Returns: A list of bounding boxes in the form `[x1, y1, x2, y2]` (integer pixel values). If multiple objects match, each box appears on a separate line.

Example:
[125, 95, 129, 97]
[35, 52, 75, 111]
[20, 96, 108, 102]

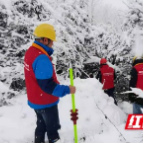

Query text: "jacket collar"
[34, 40, 54, 56]
[134, 63, 143, 67]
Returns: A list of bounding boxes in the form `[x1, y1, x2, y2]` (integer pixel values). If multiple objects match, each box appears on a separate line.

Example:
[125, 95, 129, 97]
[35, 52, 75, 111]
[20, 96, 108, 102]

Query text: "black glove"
[128, 93, 138, 103]
[128, 93, 143, 106]
[134, 97, 143, 106]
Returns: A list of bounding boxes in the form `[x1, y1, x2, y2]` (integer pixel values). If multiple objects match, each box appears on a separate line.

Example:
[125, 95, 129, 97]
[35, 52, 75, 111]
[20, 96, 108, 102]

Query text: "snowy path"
[0, 78, 142, 143]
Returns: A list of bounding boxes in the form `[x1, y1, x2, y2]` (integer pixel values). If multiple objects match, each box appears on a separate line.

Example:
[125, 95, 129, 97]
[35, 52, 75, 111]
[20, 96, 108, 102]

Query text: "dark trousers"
[34, 105, 61, 143]
[104, 88, 117, 105]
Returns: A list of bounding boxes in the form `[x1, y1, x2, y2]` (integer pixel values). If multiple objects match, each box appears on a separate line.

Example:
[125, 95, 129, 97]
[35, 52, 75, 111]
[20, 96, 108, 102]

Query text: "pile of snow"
[0, 78, 142, 143]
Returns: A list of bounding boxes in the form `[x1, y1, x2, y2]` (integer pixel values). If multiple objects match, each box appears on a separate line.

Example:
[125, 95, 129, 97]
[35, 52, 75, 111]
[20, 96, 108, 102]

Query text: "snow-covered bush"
[1, 0, 143, 103]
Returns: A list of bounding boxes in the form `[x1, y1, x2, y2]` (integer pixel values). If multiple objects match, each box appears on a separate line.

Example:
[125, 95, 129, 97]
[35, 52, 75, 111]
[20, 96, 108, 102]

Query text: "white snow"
[0, 81, 9, 93]
[132, 26, 143, 57]
[102, 0, 128, 10]
[0, 78, 142, 143]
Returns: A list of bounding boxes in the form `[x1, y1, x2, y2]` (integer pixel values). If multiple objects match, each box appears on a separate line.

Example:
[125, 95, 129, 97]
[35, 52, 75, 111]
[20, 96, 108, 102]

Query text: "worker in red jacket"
[96, 58, 117, 105]
[129, 56, 143, 113]
[24, 23, 76, 143]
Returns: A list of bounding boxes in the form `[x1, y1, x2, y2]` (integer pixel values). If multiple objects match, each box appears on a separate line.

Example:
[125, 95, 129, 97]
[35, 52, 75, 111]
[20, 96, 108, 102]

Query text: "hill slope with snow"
[0, 0, 136, 92]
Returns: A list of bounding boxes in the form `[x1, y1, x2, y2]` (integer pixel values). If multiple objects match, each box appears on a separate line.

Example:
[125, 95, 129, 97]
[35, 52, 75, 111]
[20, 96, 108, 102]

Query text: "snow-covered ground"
[0, 78, 142, 143]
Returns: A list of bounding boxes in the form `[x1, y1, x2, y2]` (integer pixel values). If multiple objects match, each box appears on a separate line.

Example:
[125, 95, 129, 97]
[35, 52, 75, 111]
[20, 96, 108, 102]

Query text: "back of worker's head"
[132, 56, 143, 66]
[100, 58, 107, 65]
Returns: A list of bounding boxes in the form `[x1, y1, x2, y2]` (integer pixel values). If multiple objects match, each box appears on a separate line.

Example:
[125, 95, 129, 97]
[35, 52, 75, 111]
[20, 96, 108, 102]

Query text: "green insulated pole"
[69, 68, 78, 143]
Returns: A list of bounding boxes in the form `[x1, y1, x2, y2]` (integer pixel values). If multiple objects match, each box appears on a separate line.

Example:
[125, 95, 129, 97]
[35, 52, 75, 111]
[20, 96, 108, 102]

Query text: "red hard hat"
[100, 58, 107, 65]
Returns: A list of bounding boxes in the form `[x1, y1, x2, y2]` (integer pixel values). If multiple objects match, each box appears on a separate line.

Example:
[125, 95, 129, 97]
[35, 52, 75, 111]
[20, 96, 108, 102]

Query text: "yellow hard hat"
[33, 23, 56, 41]
[133, 56, 137, 62]
[133, 56, 143, 62]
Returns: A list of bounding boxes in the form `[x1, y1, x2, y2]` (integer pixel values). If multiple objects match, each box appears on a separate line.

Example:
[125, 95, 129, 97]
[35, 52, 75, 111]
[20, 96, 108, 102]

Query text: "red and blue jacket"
[24, 41, 70, 109]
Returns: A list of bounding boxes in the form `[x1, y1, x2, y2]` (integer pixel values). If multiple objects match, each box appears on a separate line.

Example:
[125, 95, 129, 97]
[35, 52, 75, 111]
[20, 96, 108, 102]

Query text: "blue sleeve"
[32, 54, 53, 79]
[37, 79, 70, 97]
[33, 54, 70, 97]
[52, 84, 70, 97]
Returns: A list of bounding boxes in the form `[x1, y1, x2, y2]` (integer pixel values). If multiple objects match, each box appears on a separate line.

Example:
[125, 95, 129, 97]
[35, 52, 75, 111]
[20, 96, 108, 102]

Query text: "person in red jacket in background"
[128, 56, 143, 114]
[96, 58, 117, 105]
